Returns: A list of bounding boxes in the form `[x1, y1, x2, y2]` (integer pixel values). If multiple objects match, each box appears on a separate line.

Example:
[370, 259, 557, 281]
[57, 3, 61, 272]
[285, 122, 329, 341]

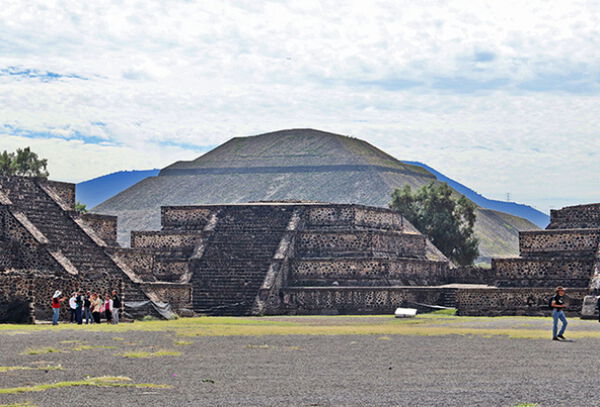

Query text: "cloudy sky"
[1, 1, 599, 213]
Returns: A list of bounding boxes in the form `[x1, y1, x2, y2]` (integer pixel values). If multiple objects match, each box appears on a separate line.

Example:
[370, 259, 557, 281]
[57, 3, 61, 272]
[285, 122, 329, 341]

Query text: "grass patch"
[0, 403, 38, 407]
[0, 315, 598, 341]
[244, 344, 270, 349]
[0, 365, 62, 373]
[20, 347, 63, 356]
[377, 336, 391, 341]
[173, 340, 193, 346]
[112, 337, 125, 341]
[72, 345, 116, 351]
[429, 308, 457, 316]
[0, 376, 170, 394]
[120, 349, 181, 358]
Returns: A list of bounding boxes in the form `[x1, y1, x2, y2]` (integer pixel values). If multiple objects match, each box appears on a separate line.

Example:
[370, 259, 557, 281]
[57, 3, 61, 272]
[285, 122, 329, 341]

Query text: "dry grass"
[0, 315, 597, 341]
[0, 365, 62, 373]
[20, 347, 63, 356]
[0, 376, 171, 395]
[120, 349, 181, 358]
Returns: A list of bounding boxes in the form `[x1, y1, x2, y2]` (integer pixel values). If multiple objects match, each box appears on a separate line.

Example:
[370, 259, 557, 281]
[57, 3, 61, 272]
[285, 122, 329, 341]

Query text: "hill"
[93, 128, 539, 262]
[76, 169, 160, 208]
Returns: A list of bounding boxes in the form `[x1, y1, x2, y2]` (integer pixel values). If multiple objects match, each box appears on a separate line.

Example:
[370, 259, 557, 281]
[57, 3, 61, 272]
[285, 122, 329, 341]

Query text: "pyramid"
[94, 129, 538, 260]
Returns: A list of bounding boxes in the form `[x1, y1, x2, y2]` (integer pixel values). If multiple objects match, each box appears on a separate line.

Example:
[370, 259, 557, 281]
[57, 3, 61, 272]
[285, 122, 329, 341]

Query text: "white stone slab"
[394, 307, 417, 318]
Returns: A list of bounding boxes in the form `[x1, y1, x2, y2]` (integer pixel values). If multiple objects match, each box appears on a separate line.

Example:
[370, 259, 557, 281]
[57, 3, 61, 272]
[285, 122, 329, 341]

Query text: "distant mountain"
[404, 161, 550, 228]
[88, 128, 538, 263]
[76, 169, 159, 209]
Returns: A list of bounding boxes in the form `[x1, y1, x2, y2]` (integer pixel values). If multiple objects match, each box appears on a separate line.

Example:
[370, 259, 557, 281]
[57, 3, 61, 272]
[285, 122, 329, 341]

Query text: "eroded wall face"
[548, 205, 600, 229]
[455, 288, 588, 316]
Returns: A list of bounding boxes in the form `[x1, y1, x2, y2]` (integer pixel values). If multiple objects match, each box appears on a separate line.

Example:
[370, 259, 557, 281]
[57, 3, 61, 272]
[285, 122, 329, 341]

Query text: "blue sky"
[1, 0, 599, 213]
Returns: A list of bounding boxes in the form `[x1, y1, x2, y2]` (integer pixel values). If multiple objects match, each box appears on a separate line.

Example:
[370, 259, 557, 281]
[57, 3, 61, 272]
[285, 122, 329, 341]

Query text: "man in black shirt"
[551, 286, 568, 340]
[112, 290, 121, 325]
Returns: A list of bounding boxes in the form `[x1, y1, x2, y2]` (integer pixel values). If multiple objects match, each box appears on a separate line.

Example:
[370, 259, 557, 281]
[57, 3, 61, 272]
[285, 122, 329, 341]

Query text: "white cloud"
[1, 0, 600, 212]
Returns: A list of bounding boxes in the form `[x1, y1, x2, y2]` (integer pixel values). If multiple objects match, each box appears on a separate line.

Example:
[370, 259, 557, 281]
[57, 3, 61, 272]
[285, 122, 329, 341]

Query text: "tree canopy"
[0, 147, 49, 178]
[390, 182, 479, 265]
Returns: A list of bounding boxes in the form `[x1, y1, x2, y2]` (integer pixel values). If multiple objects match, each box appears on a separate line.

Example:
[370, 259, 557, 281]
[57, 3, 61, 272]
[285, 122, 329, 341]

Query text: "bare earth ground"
[1, 314, 599, 407]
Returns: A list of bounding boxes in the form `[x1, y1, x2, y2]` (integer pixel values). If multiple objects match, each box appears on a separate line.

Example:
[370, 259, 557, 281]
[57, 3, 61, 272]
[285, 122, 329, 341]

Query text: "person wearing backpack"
[551, 286, 568, 341]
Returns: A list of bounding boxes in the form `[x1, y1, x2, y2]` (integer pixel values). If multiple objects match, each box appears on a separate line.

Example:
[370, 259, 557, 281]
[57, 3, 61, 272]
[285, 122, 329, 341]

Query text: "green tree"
[390, 182, 479, 265]
[75, 201, 88, 213]
[0, 147, 49, 178]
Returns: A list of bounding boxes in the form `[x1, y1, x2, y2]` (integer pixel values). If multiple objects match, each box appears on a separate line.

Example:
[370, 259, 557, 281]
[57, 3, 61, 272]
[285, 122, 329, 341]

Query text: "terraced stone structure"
[126, 202, 450, 315]
[492, 204, 600, 289]
[0, 176, 187, 322]
[459, 203, 600, 317]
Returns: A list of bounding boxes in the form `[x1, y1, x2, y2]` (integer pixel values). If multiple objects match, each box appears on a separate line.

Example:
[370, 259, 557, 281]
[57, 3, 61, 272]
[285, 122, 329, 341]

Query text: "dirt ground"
[0, 314, 599, 407]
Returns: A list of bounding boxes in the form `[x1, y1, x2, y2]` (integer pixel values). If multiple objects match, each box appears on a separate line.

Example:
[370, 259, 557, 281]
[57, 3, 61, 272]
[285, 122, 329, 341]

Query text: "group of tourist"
[51, 290, 122, 326]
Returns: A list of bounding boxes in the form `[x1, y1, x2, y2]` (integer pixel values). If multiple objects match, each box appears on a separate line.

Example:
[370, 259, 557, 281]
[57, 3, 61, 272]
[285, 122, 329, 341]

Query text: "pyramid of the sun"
[94, 128, 537, 260]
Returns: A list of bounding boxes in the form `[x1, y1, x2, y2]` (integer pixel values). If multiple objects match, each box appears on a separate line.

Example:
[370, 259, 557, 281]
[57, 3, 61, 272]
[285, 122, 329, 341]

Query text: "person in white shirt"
[68, 293, 77, 323]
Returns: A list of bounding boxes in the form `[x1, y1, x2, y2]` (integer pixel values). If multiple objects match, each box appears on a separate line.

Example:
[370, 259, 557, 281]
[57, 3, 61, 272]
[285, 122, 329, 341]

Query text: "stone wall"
[297, 231, 426, 258]
[455, 287, 588, 316]
[161, 206, 214, 230]
[289, 258, 448, 286]
[80, 213, 118, 246]
[0, 207, 60, 271]
[493, 257, 593, 287]
[281, 287, 447, 314]
[520, 229, 600, 256]
[42, 180, 75, 210]
[306, 205, 404, 230]
[447, 266, 496, 285]
[548, 204, 600, 229]
[139, 282, 192, 311]
[131, 231, 203, 249]
[110, 248, 189, 282]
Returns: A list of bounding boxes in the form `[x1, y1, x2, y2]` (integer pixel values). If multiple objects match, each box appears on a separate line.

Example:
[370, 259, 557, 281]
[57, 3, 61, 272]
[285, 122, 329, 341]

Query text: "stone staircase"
[1, 177, 118, 276]
[191, 206, 294, 315]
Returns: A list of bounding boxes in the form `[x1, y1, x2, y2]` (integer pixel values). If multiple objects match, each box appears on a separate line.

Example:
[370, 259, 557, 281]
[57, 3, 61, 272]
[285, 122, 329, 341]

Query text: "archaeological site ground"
[2, 129, 600, 406]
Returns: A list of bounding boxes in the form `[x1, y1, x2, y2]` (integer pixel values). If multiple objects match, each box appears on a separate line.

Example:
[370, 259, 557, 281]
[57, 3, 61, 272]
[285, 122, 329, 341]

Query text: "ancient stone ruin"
[0, 176, 186, 322]
[2, 174, 600, 322]
[462, 203, 600, 316]
[118, 202, 450, 315]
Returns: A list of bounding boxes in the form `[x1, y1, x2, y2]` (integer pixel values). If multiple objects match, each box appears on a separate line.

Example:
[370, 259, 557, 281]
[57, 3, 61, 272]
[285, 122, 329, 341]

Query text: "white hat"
[53, 290, 62, 298]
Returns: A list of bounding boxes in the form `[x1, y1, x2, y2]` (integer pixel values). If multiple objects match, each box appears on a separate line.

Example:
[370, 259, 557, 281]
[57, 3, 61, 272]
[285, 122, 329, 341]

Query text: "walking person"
[104, 294, 113, 324]
[83, 291, 93, 324]
[551, 286, 568, 341]
[68, 292, 77, 323]
[51, 291, 64, 326]
[91, 293, 102, 324]
[111, 290, 121, 325]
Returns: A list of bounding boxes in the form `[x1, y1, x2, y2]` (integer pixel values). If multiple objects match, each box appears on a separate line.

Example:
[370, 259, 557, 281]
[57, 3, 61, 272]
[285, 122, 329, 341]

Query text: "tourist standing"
[111, 290, 121, 324]
[104, 294, 113, 323]
[51, 291, 63, 326]
[83, 291, 93, 324]
[69, 293, 77, 323]
[75, 291, 84, 325]
[551, 286, 568, 340]
[91, 293, 102, 324]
